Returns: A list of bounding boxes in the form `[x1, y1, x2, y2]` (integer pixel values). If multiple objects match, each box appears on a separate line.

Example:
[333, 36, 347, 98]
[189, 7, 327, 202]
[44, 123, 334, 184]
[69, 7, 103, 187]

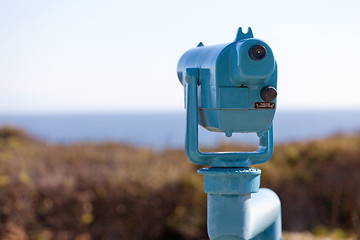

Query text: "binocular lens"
[249, 45, 266, 61]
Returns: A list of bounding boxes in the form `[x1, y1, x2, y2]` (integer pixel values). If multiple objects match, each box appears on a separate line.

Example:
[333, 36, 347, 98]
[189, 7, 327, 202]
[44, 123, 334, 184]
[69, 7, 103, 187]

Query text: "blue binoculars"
[177, 28, 282, 240]
[177, 27, 277, 167]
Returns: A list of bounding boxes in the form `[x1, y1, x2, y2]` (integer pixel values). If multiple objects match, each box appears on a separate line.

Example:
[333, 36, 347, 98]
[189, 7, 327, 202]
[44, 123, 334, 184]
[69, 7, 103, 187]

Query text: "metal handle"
[185, 68, 274, 167]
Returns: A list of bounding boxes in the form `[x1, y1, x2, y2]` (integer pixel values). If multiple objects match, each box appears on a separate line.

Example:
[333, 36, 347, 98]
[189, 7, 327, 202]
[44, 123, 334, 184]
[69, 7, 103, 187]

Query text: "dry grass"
[0, 126, 359, 239]
[283, 232, 357, 240]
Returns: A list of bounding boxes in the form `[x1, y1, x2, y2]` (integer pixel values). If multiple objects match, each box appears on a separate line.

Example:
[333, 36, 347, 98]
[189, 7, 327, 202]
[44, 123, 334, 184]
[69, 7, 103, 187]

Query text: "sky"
[0, 0, 360, 114]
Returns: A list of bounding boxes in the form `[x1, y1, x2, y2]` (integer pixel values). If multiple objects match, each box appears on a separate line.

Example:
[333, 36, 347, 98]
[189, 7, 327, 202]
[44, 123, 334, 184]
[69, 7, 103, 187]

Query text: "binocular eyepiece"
[249, 45, 267, 61]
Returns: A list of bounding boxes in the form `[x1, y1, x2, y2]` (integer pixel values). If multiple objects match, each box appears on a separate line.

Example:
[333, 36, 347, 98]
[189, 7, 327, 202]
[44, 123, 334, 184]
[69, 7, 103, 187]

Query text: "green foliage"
[0, 127, 359, 239]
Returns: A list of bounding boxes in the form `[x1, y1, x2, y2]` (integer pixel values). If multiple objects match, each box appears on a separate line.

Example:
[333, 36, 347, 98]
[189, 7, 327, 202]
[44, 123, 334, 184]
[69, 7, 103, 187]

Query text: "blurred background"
[0, 0, 360, 239]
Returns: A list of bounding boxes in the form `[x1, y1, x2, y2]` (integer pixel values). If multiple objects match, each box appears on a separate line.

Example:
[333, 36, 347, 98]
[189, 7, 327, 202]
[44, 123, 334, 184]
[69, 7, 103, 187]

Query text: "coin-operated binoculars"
[177, 28, 281, 240]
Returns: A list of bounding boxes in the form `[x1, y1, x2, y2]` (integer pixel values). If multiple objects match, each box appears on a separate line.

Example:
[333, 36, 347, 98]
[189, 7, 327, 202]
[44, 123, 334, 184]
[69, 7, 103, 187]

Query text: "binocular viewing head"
[177, 27, 277, 137]
[177, 27, 277, 166]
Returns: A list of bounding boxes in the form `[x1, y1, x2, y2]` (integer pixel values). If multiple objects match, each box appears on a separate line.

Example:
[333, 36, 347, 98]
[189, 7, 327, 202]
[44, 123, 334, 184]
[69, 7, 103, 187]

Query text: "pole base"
[198, 167, 261, 194]
[198, 167, 281, 240]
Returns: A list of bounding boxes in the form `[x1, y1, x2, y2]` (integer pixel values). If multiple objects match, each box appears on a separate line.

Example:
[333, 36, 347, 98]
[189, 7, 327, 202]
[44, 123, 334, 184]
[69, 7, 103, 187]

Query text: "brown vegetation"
[0, 127, 359, 239]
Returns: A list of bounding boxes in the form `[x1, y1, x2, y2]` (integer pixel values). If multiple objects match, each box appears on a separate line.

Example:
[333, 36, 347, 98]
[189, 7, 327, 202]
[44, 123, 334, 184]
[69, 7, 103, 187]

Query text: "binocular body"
[177, 28, 277, 137]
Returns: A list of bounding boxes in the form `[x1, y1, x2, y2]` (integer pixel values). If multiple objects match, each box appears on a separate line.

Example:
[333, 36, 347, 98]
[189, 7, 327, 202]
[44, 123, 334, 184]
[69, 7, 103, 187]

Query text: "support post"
[198, 168, 281, 240]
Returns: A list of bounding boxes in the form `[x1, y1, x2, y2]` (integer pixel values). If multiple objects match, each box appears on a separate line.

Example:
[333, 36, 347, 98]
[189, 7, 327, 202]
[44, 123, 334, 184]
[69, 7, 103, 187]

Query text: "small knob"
[261, 86, 277, 102]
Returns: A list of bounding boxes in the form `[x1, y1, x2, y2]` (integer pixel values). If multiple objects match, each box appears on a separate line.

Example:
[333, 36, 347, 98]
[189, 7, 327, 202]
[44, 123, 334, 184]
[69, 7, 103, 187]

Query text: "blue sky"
[1, 0, 360, 113]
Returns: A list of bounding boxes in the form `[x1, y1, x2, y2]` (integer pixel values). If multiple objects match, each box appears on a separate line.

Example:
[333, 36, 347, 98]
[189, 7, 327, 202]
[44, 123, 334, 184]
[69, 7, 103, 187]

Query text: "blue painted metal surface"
[206, 188, 282, 240]
[177, 27, 281, 240]
[199, 167, 281, 240]
[184, 68, 273, 167]
[177, 27, 277, 167]
[198, 167, 261, 194]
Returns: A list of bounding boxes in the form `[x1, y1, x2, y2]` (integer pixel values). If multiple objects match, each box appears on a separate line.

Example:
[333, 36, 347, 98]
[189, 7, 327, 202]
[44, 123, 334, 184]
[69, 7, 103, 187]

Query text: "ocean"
[0, 111, 359, 149]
